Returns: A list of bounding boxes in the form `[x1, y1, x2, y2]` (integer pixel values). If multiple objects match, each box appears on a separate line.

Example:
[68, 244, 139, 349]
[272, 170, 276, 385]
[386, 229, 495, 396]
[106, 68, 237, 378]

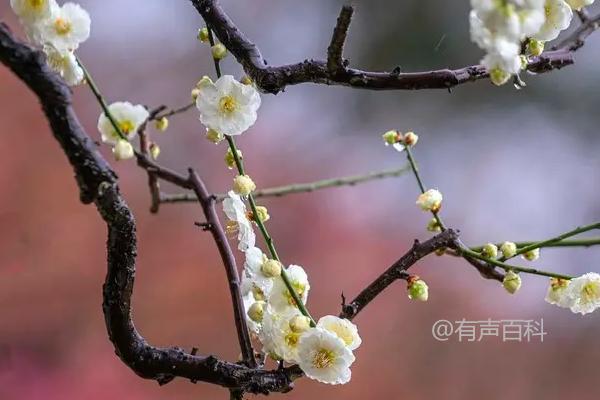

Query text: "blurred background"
[2, 0, 600, 399]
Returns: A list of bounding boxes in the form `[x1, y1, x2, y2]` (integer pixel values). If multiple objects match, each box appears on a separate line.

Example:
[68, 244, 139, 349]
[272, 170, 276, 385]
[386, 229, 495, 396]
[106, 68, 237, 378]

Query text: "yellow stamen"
[313, 348, 335, 369]
[219, 95, 237, 114]
[54, 18, 72, 36]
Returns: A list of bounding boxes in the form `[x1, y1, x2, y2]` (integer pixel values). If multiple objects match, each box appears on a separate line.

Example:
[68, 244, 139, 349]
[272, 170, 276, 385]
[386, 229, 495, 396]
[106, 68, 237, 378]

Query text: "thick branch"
[190, 0, 578, 94]
[0, 23, 293, 394]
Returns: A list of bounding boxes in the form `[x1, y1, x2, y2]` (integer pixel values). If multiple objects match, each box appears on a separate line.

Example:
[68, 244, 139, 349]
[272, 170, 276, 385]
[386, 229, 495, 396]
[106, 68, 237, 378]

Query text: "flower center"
[284, 332, 300, 348]
[118, 120, 135, 136]
[582, 283, 599, 302]
[54, 18, 72, 36]
[285, 282, 306, 305]
[219, 95, 237, 114]
[29, 0, 44, 10]
[313, 348, 335, 369]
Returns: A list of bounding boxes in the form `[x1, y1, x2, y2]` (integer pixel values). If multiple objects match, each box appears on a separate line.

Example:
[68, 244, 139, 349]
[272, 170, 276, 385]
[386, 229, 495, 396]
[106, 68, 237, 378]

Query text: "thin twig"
[153, 101, 195, 121]
[158, 165, 412, 204]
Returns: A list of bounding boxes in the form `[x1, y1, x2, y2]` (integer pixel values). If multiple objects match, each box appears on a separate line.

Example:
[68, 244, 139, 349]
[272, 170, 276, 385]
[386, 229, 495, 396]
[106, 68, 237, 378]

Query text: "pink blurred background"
[2, 1, 600, 399]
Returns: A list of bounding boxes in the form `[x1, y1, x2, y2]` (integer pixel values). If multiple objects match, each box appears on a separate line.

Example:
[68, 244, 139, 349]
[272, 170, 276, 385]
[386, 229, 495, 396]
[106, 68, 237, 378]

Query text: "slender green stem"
[401, 141, 576, 280]
[205, 27, 315, 325]
[499, 222, 600, 262]
[76, 56, 126, 141]
[404, 145, 446, 230]
[460, 247, 573, 280]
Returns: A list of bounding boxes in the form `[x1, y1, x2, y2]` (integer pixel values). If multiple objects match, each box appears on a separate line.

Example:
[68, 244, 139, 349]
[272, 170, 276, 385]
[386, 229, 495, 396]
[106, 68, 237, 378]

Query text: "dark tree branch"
[0, 22, 284, 393]
[327, 5, 354, 75]
[189, 0, 587, 94]
[341, 229, 457, 319]
[554, 12, 600, 51]
[137, 109, 164, 213]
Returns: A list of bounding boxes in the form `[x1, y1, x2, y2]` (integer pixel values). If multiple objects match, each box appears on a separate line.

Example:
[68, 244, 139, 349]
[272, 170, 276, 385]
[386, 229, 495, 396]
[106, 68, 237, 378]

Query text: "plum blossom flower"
[243, 246, 280, 295]
[565, 273, 600, 315]
[260, 308, 305, 363]
[545, 277, 573, 308]
[195, 75, 261, 136]
[297, 328, 355, 385]
[10, 0, 57, 24]
[532, 0, 573, 41]
[270, 265, 310, 312]
[416, 189, 443, 212]
[223, 191, 255, 251]
[39, 2, 90, 51]
[97, 101, 149, 144]
[44, 46, 83, 85]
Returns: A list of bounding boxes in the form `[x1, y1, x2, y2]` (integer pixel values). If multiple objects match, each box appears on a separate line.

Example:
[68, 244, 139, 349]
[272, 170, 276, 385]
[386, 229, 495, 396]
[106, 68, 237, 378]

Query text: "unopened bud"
[502, 270, 522, 294]
[289, 315, 311, 333]
[407, 276, 429, 302]
[113, 140, 134, 161]
[191, 88, 201, 101]
[435, 248, 446, 256]
[252, 286, 266, 301]
[526, 39, 544, 57]
[155, 117, 169, 132]
[225, 148, 242, 169]
[522, 248, 540, 261]
[240, 76, 253, 85]
[382, 130, 400, 145]
[261, 259, 282, 278]
[233, 174, 256, 196]
[253, 206, 270, 223]
[196, 75, 213, 90]
[427, 217, 442, 233]
[481, 243, 498, 259]
[500, 241, 517, 258]
[211, 43, 227, 60]
[206, 128, 224, 144]
[197, 27, 209, 42]
[402, 131, 419, 147]
[149, 143, 160, 160]
[247, 301, 266, 323]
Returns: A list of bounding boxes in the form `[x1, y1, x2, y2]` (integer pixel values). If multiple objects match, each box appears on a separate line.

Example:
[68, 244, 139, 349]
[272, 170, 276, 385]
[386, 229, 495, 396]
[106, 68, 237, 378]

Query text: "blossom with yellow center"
[40, 2, 90, 51]
[195, 75, 261, 136]
[566, 273, 600, 315]
[10, 0, 56, 23]
[297, 328, 355, 385]
[545, 277, 572, 308]
[270, 265, 310, 312]
[97, 101, 149, 145]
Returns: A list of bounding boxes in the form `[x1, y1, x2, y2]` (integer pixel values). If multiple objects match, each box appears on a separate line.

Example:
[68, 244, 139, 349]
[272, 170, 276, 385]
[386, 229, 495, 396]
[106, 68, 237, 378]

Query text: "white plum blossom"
[223, 191, 256, 251]
[545, 278, 573, 308]
[44, 46, 83, 85]
[297, 328, 355, 385]
[10, 0, 57, 24]
[97, 101, 149, 144]
[317, 316, 361, 351]
[566, 0, 595, 9]
[270, 265, 310, 312]
[565, 273, 600, 315]
[532, 0, 573, 41]
[38, 2, 90, 51]
[243, 246, 276, 295]
[260, 308, 305, 363]
[469, 0, 548, 85]
[416, 189, 443, 212]
[195, 75, 261, 136]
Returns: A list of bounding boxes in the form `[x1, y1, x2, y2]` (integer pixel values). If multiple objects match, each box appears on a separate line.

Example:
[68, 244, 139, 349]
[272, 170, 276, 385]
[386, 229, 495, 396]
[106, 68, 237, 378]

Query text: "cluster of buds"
[382, 130, 419, 151]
